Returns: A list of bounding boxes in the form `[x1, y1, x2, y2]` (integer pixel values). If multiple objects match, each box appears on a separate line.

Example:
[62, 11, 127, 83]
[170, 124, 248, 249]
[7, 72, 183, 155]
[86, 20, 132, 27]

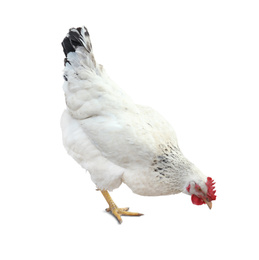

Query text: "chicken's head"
[186, 177, 216, 209]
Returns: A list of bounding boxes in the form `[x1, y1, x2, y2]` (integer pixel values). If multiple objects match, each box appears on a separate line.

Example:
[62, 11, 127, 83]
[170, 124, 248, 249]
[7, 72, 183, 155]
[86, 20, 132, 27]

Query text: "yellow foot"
[100, 190, 143, 224]
[106, 206, 143, 224]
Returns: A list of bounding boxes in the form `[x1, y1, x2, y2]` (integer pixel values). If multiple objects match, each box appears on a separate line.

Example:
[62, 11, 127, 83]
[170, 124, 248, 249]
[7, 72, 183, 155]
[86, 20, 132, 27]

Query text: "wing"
[79, 104, 179, 170]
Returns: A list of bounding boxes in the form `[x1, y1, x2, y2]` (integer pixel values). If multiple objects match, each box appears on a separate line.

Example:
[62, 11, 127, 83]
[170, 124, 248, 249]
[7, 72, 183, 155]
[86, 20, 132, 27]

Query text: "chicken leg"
[100, 190, 143, 223]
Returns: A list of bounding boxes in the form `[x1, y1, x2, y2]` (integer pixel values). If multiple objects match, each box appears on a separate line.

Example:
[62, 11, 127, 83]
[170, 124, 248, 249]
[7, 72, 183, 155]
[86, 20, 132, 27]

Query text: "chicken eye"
[195, 184, 202, 192]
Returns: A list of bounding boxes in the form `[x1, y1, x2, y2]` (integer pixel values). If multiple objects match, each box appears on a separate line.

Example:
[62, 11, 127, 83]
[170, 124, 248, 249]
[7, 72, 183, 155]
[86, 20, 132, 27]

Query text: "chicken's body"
[61, 27, 216, 223]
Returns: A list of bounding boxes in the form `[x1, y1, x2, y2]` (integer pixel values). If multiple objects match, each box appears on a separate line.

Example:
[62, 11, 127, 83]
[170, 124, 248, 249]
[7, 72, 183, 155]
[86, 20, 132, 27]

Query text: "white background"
[1, 0, 259, 259]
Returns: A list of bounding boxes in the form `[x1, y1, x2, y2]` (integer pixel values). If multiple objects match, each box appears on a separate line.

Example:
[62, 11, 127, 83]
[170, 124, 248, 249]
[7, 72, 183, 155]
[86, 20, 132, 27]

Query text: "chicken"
[61, 26, 216, 223]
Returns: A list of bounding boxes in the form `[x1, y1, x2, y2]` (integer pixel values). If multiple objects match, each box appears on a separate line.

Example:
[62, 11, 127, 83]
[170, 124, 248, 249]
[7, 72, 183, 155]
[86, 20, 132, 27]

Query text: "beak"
[203, 198, 212, 209]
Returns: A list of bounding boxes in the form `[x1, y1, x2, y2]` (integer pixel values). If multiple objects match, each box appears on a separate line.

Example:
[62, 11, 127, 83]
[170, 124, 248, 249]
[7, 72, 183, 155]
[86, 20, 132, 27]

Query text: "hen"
[61, 26, 216, 223]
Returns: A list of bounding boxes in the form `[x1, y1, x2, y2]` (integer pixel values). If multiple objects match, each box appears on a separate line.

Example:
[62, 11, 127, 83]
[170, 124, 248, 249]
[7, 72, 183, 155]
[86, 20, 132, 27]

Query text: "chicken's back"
[62, 27, 158, 165]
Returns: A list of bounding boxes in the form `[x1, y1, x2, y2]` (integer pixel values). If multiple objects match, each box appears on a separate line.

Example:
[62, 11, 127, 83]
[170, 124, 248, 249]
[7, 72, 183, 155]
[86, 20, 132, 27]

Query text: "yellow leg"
[100, 190, 143, 224]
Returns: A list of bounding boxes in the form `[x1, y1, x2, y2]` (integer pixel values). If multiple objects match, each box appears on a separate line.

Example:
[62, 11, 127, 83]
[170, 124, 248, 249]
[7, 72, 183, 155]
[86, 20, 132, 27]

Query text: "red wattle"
[191, 194, 205, 205]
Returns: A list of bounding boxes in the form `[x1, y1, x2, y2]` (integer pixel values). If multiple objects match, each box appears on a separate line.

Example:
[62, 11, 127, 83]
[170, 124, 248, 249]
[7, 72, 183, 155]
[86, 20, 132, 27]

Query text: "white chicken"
[61, 26, 216, 223]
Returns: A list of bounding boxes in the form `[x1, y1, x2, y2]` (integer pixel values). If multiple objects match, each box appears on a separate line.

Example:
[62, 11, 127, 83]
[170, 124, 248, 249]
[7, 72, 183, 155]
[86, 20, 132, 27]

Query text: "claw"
[108, 207, 143, 224]
[106, 207, 129, 212]
[100, 190, 143, 223]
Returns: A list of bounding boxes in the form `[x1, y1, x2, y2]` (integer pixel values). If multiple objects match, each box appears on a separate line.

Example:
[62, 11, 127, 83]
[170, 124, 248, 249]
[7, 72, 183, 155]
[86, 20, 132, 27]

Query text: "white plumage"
[61, 26, 216, 221]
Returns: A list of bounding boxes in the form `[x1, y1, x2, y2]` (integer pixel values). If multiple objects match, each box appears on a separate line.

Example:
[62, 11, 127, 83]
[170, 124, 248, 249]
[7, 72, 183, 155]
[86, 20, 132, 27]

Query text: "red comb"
[206, 177, 216, 201]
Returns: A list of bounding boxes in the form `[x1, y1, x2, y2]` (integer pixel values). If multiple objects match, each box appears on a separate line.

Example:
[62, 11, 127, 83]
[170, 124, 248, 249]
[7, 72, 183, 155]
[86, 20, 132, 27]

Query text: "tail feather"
[62, 26, 98, 80]
[62, 26, 91, 57]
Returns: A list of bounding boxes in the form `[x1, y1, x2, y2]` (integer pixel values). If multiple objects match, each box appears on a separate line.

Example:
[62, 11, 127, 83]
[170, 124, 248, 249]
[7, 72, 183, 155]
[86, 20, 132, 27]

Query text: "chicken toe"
[101, 190, 143, 223]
